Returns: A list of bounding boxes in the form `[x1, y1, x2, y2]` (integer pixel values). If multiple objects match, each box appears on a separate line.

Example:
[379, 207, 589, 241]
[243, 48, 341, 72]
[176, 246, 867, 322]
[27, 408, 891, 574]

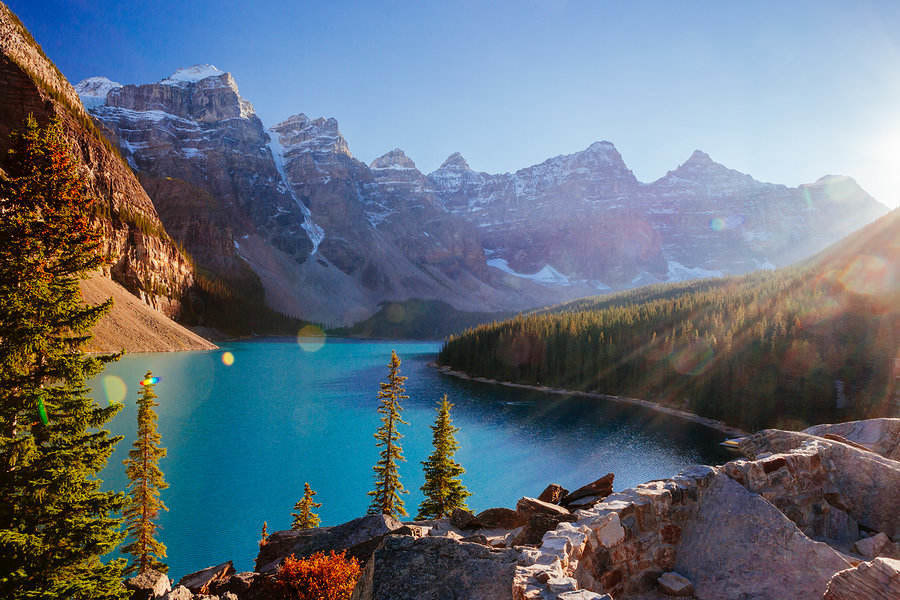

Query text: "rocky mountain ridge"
[0, 4, 196, 320]
[76, 64, 889, 326]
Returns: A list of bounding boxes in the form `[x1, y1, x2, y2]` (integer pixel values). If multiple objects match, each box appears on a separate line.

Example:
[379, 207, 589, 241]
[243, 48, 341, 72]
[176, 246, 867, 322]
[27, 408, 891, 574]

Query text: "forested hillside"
[439, 210, 899, 431]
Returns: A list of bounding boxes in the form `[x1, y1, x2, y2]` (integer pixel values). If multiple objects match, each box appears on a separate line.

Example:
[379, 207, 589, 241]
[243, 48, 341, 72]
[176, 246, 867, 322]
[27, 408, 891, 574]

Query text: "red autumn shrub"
[274, 551, 362, 600]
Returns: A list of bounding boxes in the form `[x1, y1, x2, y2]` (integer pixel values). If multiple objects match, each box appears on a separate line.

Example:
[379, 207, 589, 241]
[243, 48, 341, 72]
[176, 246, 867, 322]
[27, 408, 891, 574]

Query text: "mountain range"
[72, 64, 888, 326]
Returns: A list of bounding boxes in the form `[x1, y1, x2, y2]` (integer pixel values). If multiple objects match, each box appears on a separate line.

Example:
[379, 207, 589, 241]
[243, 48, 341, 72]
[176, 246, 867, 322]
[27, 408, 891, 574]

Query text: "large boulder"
[450, 508, 481, 530]
[538, 483, 569, 504]
[824, 557, 900, 600]
[475, 507, 526, 529]
[177, 561, 235, 595]
[124, 569, 171, 600]
[805, 418, 900, 461]
[510, 513, 578, 546]
[673, 474, 851, 600]
[350, 535, 520, 600]
[516, 496, 571, 521]
[255, 514, 402, 572]
[739, 429, 900, 539]
[562, 474, 614, 507]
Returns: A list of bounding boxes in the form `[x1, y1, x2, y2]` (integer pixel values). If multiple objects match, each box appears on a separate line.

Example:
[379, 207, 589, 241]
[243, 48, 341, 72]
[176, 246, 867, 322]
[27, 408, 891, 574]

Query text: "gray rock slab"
[255, 514, 401, 572]
[351, 535, 520, 600]
[674, 473, 851, 600]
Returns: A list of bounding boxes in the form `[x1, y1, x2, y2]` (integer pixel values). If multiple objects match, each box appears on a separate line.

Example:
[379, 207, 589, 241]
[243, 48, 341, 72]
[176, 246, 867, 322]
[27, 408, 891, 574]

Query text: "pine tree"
[0, 116, 128, 598]
[416, 395, 470, 520]
[121, 371, 168, 575]
[367, 350, 409, 518]
[291, 482, 322, 530]
[259, 521, 269, 546]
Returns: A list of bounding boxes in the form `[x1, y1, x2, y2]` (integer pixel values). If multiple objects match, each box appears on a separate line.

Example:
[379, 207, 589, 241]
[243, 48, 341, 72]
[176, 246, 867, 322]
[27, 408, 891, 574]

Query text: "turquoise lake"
[91, 338, 730, 579]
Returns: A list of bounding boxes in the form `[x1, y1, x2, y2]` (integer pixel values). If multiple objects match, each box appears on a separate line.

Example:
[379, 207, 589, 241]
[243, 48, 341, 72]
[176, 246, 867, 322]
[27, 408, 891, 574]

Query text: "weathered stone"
[350, 535, 520, 600]
[562, 474, 614, 506]
[476, 507, 526, 529]
[739, 429, 900, 539]
[823, 557, 900, 600]
[806, 418, 900, 461]
[461, 534, 489, 545]
[125, 568, 171, 600]
[207, 571, 273, 600]
[178, 561, 235, 595]
[511, 513, 578, 546]
[161, 586, 191, 600]
[538, 484, 569, 505]
[589, 512, 626, 547]
[517, 497, 572, 521]
[255, 514, 401, 572]
[546, 575, 578, 593]
[657, 571, 694, 596]
[391, 525, 427, 538]
[450, 508, 482, 530]
[673, 474, 851, 600]
[853, 532, 892, 559]
[556, 592, 612, 600]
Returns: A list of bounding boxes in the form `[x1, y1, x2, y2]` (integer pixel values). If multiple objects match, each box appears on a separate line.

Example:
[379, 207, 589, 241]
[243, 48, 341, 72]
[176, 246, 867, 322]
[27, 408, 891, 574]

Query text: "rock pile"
[128, 419, 899, 600]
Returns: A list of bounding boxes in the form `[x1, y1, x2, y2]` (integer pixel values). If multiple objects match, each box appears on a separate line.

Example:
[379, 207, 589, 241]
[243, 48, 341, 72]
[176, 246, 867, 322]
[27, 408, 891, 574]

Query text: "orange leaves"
[274, 551, 362, 600]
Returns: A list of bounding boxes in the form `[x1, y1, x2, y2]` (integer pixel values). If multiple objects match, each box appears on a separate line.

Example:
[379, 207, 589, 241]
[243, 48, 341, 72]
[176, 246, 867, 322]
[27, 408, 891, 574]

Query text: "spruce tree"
[121, 371, 168, 575]
[259, 521, 268, 546]
[291, 482, 322, 530]
[416, 395, 470, 520]
[367, 350, 409, 518]
[0, 116, 128, 598]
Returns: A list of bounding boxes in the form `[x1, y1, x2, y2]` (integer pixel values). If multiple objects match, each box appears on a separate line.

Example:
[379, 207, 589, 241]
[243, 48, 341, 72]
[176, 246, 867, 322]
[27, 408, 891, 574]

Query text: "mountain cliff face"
[0, 5, 194, 317]
[426, 145, 887, 289]
[77, 64, 889, 325]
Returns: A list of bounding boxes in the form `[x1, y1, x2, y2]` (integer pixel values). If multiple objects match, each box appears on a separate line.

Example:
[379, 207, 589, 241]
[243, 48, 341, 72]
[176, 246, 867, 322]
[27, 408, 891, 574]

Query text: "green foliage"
[367, 350, 409, 518]
[0, 116, 128, 599]
[440, 214, 899, 431]
[292, 482, 322, 530]
[417, 395, 470, 520]
[121, 371, 168, 575]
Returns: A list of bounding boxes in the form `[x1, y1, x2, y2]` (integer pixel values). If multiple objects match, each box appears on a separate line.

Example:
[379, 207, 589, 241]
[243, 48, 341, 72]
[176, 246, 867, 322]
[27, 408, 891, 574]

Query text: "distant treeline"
[439, 233, 898, 431]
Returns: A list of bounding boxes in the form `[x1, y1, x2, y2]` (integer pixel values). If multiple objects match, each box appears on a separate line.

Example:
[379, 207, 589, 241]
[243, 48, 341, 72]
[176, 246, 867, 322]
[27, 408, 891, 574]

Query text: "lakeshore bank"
[431, 363, 748, 437]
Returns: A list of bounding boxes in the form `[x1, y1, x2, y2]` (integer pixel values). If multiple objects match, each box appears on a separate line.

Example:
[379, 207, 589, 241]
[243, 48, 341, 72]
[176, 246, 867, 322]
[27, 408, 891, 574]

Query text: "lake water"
[92, 338, 729, 579]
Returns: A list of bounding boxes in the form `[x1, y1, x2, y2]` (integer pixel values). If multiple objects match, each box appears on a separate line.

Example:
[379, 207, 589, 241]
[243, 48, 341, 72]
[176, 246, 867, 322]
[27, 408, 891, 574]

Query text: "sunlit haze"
[10, 0, 900, 207]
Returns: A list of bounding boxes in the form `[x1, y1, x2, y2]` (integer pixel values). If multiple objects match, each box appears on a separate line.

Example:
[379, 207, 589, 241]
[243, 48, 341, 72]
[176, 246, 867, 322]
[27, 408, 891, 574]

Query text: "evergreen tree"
[417, 395, 470, 520]
[0, 116, 128, 598]
[259, 521, 268, 546]
[291, 482, 322, 530]
[121, 371, 168, 575]
[367, 350, 409, 518]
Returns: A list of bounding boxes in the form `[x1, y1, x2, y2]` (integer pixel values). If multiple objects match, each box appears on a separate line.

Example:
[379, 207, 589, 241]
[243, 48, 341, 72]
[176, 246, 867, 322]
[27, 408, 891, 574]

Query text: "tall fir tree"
[367, 350, 409, 518]
[416, 395, 470, 520]
[291, 482, 322, 529]
[121, 371, 168, 575]
[0, 116, 128, 599]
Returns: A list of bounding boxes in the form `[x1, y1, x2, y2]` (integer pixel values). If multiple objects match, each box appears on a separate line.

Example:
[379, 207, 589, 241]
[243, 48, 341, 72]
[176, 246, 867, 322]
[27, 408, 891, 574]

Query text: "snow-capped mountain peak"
[162, 64, 225, 85]
[370, 148, 418, 170]
[438, 152, 471, 171]
[74, 76, 122, 108]
[270, 114, 351, 156]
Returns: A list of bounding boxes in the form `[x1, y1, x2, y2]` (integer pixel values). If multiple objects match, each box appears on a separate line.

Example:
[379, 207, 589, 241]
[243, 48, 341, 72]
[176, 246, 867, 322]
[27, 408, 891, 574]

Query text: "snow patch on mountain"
[266, 127, 325, 253]
[162, 64, 224, 85]
[666, 260, 723, 282]
[74, 77, 122, 109]
[487, 258, 571, 285]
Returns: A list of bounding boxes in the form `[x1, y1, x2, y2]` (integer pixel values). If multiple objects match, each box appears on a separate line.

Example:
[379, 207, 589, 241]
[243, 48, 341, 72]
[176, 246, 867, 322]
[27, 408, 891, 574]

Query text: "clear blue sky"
[9, 0, 900, 207]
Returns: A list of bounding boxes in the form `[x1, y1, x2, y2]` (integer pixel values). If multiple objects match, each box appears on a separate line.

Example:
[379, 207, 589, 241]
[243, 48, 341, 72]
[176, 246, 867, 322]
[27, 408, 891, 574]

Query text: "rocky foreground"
[129, 418, 900, 600]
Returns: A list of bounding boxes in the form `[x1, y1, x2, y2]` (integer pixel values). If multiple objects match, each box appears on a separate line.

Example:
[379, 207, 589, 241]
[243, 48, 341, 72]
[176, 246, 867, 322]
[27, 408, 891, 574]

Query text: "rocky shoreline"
[430, 363, 748, 437]
[127, 418, 900, 600]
